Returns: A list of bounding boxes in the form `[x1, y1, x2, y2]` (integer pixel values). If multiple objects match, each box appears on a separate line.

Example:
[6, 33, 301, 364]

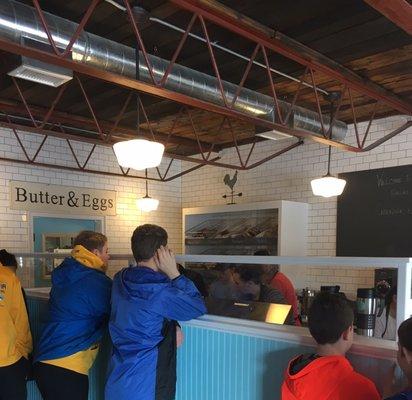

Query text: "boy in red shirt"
[282, 292, 380, 400]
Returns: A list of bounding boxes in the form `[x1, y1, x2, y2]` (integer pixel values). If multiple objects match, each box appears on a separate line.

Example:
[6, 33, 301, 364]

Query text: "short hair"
[398, 317, 412, 352]
[0, 249, 17, 268]
[253, 249, 279, 273]
[308, 292, 354, 345]
[254, 249, 270, 256]
[73, 231, 107, 252]
[131, 224, 168, 262]
[214, 263, 234, 272]
[236, 265, 263, 285]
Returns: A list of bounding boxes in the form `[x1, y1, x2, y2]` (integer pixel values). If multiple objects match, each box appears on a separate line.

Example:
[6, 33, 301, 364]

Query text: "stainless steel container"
[300, 288, 317, 325]
[356, 288, 377, 337]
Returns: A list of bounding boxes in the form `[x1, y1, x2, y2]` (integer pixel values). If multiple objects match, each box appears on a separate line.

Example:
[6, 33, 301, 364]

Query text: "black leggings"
[33, 362, 89, 400]
[0, 357, 28, 400]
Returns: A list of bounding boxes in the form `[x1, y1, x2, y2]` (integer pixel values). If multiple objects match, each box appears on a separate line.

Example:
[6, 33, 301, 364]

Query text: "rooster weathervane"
[222, 170, 242, 204]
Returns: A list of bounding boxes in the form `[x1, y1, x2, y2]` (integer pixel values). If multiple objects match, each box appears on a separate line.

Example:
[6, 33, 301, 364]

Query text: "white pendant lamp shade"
[113, 139, 164, 170]
[137, 169, 159, 212]
[137, 196, 159, 212]
[311, 175, 346, 198]
[311, 144, 346, 198]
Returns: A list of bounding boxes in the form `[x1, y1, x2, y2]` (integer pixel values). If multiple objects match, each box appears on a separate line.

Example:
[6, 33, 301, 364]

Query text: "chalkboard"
[337, 165, 412, 257]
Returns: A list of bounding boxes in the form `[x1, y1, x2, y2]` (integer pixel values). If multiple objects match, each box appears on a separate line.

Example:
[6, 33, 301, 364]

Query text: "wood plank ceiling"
[0, 0, 410, 155]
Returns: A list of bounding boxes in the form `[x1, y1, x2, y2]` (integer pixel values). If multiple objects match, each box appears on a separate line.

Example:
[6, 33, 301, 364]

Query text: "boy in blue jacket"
[105, 224, 206, 400]
[34, 231, 112, 400]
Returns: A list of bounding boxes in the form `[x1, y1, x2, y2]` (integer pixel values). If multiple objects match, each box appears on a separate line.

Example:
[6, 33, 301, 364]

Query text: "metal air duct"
[0, 0, 347, 139]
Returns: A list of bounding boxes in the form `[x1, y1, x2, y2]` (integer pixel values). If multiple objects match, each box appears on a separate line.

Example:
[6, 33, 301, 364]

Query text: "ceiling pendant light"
[113, 139, 164, 170]
[311, 145, 346, 198]
[113, 42, 164, 170]
[137, 169, 159, 212]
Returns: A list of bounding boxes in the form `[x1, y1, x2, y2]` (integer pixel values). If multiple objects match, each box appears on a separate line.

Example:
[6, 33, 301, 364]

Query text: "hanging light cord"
[327, 145, 332, 176]
[145, 168, 149, 197]
[326, 92, 341, 177]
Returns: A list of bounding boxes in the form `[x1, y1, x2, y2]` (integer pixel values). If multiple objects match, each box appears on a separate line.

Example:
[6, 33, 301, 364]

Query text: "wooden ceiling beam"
[363, 0, 412, 35]
[170, 0, 412, 114]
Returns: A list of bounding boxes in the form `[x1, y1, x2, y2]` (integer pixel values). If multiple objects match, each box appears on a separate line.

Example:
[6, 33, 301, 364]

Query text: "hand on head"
[154, 246, 180, 280]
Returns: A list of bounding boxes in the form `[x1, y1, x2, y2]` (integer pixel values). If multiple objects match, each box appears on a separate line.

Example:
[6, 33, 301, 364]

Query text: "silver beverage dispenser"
[356, 288, 379, 336]
[299, 288, 317, 325]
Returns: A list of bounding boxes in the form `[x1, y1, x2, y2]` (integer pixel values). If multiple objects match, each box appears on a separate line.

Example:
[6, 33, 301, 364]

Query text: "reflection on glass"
[265, 304, 292, 324]
[180, 261, 295, 326]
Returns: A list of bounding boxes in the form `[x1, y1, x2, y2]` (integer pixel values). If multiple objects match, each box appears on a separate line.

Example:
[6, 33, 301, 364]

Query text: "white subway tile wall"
[181, 115, 412, 297]
[1, 115, 411, 295]
[0, 127, 182, 285]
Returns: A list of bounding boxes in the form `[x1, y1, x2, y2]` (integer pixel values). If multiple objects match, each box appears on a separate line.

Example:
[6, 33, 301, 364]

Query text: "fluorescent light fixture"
[137, 196, 159, 212]
[256, 129, 293, 141]
[113, 139, 165, 170]
[8, 57, 73, 87]
[311, 175, 346, 198]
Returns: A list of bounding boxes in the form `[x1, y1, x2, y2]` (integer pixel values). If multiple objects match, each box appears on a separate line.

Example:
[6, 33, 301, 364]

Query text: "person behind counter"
[33, 231, 112, 400]
[0, 249, 32, 400]
[281, 292, 380, 400]
[384, 317, 412, 400]
[234, 265, 286, 303]
[254, 249, 300, 325]
[374, 285, 397, 340]
[177, 263, 208, 297]
[105, 224, 206, 400]
[209, 263, 238, 300]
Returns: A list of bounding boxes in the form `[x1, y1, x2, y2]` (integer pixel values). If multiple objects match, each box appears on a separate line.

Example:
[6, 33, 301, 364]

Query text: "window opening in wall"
[32, 216, 103, 286]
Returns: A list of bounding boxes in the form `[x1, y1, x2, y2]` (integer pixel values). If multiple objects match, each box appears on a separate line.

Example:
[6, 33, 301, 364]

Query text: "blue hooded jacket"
[385, 392, 412, 400]
[105, 266, 206, 400]
[35, 256, 112, 365]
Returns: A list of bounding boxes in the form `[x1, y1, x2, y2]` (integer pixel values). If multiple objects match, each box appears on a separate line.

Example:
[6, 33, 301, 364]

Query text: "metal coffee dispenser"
[356, 288, 381, 337]
[299, 288, 317, 325]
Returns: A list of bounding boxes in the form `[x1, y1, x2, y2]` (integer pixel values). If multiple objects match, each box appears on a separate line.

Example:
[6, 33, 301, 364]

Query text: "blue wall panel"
[176, 325, 307, 400]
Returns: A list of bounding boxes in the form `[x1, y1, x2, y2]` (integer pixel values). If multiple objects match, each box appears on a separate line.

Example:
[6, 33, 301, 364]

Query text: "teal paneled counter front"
[26, 290, 397, 400]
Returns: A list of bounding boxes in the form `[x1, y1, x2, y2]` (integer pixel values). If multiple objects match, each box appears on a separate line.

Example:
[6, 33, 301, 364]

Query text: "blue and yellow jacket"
[34, 245, 112, 375]
[0, 266, 32, 367]
[105, 266, 206, 400]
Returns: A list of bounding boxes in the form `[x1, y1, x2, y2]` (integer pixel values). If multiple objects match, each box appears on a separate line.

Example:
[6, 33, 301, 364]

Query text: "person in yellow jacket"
[33, 231, 112, 400]
[0, 249, 32, 400]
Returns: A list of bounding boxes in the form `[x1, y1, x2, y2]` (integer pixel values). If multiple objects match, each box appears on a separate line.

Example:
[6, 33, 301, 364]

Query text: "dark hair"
[178, 264, 208, 297]
[214, 263, 234, 272]
[308, 292, 354, 345]
[382, 285, 397, 338]
[236, 265, 263, 285]
[0, 249, 17, 268]
[398, 317, 412, 351]
[131, 224, 168, 262]
[254, 249, 270, 256]
[253, 249, 279, 273]
[73, 231, 107, 252]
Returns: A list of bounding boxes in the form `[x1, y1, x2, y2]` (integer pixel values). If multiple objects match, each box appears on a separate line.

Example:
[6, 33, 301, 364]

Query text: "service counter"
[25, 287, 398, 400]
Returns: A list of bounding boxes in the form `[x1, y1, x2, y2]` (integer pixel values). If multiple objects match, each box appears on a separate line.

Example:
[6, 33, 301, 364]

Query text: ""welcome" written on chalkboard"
[337, 165, 412, 257]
